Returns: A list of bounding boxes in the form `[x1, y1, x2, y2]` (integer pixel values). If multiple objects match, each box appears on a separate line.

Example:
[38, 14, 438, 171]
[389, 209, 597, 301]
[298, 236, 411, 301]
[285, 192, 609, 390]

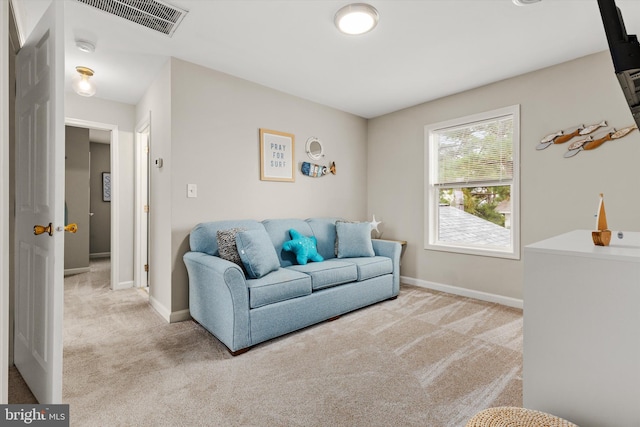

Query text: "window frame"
[424, 105, 520, 260]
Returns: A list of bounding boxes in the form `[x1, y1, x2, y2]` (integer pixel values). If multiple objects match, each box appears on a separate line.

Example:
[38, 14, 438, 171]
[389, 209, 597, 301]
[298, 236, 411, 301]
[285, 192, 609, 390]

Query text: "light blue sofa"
[183, 218, 401, 355]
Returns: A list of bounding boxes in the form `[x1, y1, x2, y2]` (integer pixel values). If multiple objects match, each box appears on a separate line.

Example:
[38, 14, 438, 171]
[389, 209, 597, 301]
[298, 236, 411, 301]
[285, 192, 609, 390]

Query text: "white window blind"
[434, 114, 514, 185]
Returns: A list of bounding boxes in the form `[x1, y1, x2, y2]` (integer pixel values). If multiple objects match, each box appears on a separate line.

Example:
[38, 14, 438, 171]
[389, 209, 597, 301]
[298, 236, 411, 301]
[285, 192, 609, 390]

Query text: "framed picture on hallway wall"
[260, 129, 295, 182]
[102, 172, 111, 202]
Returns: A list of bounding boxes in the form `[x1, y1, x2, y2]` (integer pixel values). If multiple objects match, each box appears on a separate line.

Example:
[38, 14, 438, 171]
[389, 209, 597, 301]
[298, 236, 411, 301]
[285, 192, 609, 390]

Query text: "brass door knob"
[34, 223, 53, 236]
[64, 223, 78, 233]
[55, 223, 78, 233]
[34, 223, 78, 236]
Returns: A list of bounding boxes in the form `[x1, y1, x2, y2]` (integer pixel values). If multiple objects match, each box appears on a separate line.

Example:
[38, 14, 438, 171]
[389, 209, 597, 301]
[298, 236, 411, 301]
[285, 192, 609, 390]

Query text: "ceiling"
[13, 0, 640, 119]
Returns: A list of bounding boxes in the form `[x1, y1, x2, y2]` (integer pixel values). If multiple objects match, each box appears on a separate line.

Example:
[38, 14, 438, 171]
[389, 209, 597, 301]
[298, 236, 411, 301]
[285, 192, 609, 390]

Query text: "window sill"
[424, 242, 520, 260]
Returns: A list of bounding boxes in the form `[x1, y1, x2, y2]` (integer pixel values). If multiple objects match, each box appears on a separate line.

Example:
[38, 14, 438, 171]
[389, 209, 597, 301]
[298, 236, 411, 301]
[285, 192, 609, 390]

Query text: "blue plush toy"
[282, 229, 324, 265]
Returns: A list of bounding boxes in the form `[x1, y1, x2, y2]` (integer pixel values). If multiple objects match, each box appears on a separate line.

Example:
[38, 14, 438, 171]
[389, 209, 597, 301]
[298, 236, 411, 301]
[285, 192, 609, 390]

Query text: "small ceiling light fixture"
[512, 0, 541, 5]
[72, 66, 96, 97]
[334, 3, 379, 35]
[75, 39, 95, 53]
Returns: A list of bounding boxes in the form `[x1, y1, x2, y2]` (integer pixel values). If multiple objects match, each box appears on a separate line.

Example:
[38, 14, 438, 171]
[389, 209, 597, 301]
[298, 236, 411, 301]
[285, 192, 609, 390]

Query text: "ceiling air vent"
[75, 0, 188, 37]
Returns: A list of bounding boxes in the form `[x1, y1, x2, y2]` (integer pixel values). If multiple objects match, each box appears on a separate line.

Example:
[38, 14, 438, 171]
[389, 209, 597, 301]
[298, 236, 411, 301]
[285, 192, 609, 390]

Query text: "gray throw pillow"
[216, 228, 246, 269]
[334, 219, 356, 256]
[336, 221, 375, 258]
[235, 229, 281, 279]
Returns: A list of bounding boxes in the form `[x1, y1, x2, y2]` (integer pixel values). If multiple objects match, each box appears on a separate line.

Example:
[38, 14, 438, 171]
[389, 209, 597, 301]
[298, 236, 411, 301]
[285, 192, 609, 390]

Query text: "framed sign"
[260, 129, 295, 182]
[102, 172, 111, 202]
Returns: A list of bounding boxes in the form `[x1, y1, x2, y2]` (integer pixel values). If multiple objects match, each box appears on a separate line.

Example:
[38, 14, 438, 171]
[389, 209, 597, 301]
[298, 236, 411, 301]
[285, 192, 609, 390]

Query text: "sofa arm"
[183, 251, 251, 352]
[371, 239, 402, 295]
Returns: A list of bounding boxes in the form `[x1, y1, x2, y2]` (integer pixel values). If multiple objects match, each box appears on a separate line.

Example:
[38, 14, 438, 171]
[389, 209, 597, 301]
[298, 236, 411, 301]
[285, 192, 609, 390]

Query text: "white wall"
[367, 51, 640, 301]
[65, 94, 136, 288]
[137, 58, 368, 319]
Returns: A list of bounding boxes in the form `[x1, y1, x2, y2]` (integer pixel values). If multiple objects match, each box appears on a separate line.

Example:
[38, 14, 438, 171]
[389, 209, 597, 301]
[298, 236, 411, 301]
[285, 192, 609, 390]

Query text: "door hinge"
[144, 205, 149, 213]
[144, 264, 149, 272]
[145, 145, 149, 154]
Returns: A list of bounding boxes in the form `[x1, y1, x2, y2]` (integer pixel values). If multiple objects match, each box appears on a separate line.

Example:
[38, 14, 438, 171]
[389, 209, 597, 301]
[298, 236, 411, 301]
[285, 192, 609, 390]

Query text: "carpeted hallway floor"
[10, 259, 522, 426]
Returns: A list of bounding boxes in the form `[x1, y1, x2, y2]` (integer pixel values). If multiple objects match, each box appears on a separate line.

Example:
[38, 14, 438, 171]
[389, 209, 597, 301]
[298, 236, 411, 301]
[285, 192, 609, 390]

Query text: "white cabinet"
[524, 230, 640, 427]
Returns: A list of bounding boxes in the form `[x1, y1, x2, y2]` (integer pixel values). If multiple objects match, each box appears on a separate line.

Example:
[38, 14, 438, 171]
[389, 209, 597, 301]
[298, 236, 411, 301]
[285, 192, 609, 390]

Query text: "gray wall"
[89, 141, 111, 256]
[367, 51, 640, 300]
[136, 58, 368, 318]
[135, 52, 640, 318]
[64, 126, 90, 272]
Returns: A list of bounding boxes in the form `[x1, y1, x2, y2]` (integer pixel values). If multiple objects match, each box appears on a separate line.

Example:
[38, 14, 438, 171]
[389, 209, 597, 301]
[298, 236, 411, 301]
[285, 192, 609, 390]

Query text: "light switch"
[187, 184, 197, 198]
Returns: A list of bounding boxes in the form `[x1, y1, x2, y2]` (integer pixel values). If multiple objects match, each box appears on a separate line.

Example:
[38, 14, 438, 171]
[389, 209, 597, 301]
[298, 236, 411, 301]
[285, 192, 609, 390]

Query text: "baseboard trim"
[64, 267, 90, 276]
[170, 309, 191, 323]
[149, 295, 171, 322]
[147, 295, 190, 323]
[112, 280, 134, 291]
[400, 275, 523, 309]
[89, 252, 110, 259]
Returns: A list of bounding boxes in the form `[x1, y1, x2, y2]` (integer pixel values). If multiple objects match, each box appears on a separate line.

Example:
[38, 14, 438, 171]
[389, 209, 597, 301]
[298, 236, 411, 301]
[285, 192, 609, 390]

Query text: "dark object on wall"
[102, 172, 111, 202]
[598, 0, 640, 128]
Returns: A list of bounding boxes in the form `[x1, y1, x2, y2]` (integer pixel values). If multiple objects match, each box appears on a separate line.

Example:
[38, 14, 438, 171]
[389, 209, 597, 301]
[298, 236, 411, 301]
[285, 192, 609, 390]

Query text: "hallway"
[9, 258, 115, 403]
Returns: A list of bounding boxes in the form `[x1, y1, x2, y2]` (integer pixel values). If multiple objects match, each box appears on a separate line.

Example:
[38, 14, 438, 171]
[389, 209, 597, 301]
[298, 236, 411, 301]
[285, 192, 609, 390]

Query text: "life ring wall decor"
[305, 137, 324, 161]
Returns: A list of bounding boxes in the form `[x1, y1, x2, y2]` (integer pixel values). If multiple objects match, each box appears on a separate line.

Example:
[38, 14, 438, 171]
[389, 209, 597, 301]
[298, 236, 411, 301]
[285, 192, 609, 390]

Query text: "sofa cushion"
[216, 228, 246, 269]
[343, 256, 393, 281]
[282, 229, 324, 265]
[236, 229, 281, 279]
[287, 260, 358, 290]
[263, 219, 315, 267]
[306, 218, 340, 260]
[247, 268, 312, 309]
[336, 221, 375, 258]
[190, 220, 264, 256]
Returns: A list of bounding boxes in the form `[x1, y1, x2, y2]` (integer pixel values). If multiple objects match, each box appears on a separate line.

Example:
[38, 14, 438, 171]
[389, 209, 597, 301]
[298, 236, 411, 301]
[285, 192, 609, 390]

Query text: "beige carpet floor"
[12, 259, 523, 426]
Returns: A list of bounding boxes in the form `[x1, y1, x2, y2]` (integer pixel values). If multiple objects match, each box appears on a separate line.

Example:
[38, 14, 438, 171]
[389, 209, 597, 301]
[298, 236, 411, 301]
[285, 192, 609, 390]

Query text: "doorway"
[63, 125, 112, 277]
[65, 118, 120, 291]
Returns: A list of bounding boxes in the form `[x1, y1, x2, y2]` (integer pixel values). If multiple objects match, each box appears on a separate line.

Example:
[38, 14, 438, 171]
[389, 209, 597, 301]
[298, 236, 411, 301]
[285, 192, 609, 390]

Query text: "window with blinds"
[424, 105, 520, 259]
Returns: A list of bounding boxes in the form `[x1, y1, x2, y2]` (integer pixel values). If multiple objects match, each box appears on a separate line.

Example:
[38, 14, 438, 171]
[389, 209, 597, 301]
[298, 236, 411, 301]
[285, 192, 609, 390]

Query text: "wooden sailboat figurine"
[592, 193, 611, 246]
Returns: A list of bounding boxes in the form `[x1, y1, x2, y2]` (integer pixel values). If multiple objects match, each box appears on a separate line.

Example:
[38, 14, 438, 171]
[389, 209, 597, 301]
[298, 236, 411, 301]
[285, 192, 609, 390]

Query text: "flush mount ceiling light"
[512, 0, 541, 5]
[334, 3, 379, 35]
[75, 39, 95, 53]
[72, 66, 96, 97]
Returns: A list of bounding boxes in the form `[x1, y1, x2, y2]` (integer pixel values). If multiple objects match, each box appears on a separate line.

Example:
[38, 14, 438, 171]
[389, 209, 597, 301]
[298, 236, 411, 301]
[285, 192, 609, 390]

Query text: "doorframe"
[1, 0, 9, 404]
[65, 118, 119, 291]
[134, 114, 150, 289]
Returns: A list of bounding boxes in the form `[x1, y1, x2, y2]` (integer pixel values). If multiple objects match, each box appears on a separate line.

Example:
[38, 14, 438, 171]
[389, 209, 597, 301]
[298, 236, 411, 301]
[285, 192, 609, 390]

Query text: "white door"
[14, 2, 64, 404]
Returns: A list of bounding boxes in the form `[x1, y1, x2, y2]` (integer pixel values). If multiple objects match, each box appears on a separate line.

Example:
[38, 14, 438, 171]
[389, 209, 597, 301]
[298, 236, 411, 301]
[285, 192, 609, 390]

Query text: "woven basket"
[465, 407, 579, 427]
